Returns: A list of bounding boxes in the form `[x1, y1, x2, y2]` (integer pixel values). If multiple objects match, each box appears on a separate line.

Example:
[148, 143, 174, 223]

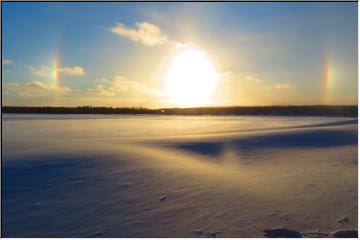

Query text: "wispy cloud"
[111, 75, 164, 97]
[274, 83, 296, 91]
[86, 85, 115, 97]
[59, 66, 85, 76]
[4, 81, 72, 98]
[28, 65, 85, 77]
[28, 65, 51, 77]
[224, 71, 295, 91]
[81, 75, 165, 107]
[26, 81, 52, 90]
[245, 75, 263, 84]
[110, 21, 170, 46]
[86, 75, 164, 100]
[2, 59, 13, 65]
[215, 70, 297, 105]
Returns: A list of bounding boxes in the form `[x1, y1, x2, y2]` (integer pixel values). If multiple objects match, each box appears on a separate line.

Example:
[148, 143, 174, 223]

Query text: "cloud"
[110, 75, 164, 97]
[274, 83, 296, 91]
[1, 74, 168, 107]
[223, 71, 295, 90]
[3, 82, 20, 89]
[56, 85, 73, 95]
[28, 65, 85, 77]
[28, 65, 51, 77]
[2, 59, 13, 65]
[82, 75, 165, 107]
[245, 75, 263, 83]
[85, 75, 164, 101]
[5, 74, 161, 107]
[86, 85, 115, 97]
[59, 66, 85, 76]
[110, 75, 147, 92]
[4, 81, 72, 98]
[26, 81, 52, 90]
[110, 21, 170, 46]
[215, 70, 298, 106]
[95, 77, 108, 84]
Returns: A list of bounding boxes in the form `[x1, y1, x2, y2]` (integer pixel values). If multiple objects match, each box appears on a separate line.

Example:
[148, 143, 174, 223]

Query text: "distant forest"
[2, 105, 358, 117]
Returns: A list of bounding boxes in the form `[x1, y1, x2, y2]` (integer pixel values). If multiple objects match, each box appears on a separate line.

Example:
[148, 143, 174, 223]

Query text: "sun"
[165, 48, 219, 106]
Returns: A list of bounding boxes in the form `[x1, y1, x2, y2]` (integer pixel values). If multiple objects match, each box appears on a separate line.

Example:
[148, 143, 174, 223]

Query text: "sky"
[2, 2, 358, 107]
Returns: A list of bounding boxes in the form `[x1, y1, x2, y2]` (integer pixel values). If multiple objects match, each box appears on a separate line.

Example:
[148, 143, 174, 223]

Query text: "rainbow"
[54, 53, 61, 91]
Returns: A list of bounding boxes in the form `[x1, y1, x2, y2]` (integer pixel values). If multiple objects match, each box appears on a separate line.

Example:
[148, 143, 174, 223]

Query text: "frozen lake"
[2, 114, 358, 237]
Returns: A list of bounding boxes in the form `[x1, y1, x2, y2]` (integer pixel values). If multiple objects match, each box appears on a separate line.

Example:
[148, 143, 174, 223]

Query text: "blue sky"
[2, 2, 357, 107]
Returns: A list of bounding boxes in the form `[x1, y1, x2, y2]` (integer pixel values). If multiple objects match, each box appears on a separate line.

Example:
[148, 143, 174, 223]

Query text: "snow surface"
[2, 114, 358, 237]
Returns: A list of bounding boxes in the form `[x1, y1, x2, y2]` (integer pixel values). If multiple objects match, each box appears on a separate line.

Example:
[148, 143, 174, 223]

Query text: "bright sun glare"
[165, 49, 219, 106]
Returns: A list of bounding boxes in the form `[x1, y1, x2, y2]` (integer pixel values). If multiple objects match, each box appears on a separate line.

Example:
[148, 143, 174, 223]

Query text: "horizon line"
[2, 104, 358, 110]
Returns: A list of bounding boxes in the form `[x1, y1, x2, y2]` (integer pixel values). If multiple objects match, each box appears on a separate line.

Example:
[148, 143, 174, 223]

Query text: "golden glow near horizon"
[165, 48, 219, 107]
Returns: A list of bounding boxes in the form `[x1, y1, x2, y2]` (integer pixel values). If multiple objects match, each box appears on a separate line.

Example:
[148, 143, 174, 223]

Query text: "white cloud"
[28, 65, 51, 77]
[215, 70, 298, 106]
[26, 81, 52, 90]
[245, 75, 263, 83]
[81, 75, 165, 107]
[85, 75, 164, 100]
[95, 77, 108, 84]
[274, 83, 296, 91]
[59, 66, 85, 76]
[110, 75, 164, 97]
[56, 85, 73, 95]
[86, 85, 115, 97]
[110, 21, 170, 46]
[3, 82, 20, 89]
[222, 71, 295, 91]
[111, 75, 146, 92]
[28, 65, 85, 77]
[2, 59, 13, 65]
[4, 81, 72, 98]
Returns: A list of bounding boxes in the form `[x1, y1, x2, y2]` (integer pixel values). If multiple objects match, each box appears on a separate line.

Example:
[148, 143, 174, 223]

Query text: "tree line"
[2, 105, 357, 117]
